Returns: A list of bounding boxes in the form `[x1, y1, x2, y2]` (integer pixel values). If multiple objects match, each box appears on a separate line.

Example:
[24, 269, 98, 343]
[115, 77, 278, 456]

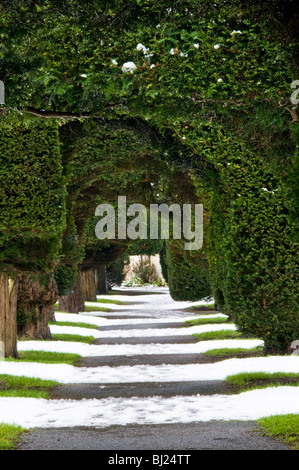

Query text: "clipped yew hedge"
[0, 115, 66, 273]
[208, 142, 299, 353]
[165, 239, 212, 302]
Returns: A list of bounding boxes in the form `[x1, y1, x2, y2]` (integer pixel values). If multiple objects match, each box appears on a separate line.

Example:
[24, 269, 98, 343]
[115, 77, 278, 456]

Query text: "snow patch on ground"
[1, 387, 299, 429]
[17, 338, 263, 357]
[1, 288, 298, 428]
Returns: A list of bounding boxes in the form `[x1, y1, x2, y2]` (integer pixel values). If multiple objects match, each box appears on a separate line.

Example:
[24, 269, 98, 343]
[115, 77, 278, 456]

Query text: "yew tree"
[0, 115, 66, 355]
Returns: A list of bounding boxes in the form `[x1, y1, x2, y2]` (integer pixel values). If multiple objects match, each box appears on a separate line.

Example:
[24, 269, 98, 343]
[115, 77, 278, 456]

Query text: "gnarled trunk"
[17, 274, 58, 340]
[0, 273, 19, 358]
[81, 269, 97, 301]
[58, 271, 85, 313]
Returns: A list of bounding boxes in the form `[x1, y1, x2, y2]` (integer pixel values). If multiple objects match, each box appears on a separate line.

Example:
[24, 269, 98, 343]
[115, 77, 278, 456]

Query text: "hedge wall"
[208, 141, 299, 353]
[0, 115, 66, 273]
[165, 239, 212, 302]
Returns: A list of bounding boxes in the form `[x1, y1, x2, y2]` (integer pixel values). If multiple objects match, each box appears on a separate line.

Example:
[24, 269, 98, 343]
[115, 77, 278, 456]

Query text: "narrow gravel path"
[17, 289, 290, 451]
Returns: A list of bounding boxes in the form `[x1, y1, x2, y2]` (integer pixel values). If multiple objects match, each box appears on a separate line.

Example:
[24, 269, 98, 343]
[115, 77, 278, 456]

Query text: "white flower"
[111, 59, 118, 65]
[193, 43, 199, 49]
[262, 187, 275, 194]
[217, 78, 223, 82]
[214, 44, 220, 49]
[170, 48, 175, 55]
[80, 74, 87, 78]
[121, 62, 137, 73]
[231, 30, 242, 34]
[137, 43, 152, 59]
[137, 43, 149, 54]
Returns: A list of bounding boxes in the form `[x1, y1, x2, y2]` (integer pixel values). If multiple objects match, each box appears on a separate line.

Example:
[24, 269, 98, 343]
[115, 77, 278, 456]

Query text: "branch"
[24, 107, 95, 120]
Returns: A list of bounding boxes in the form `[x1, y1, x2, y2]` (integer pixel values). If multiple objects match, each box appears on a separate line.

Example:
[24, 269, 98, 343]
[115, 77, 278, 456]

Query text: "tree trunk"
[81, 269, 97, 301]
[0, 272, 19, 358]
[17, 274, 58, 340]
[58, 271, 85, 313]
[96, 267, 108, 294]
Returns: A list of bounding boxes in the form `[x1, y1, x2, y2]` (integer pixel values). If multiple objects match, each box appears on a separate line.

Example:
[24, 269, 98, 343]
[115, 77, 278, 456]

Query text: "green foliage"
[0, 114, 66, 273]
[132, 257, 158, 284]
[159, 242, 168, 283]
[54, 211, 84, 296]
[166, 240, 212, 301]
[128, 238, 163, 256]
[0, 1, 298, 353]
[287, 124, 299, 238]
[208, 139, 299, 352]
[54, 264, 77, 297]
[107, 255, 128, 287]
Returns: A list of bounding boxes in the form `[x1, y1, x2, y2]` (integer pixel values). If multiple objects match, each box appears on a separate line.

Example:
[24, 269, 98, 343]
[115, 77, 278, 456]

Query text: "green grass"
[50, 320, 99, 330]
[84, 305, 111, 312]
[193, 329, 242, 341]
[0, 374, 58, 399]
[185, 316, 228, 326]
[186, 303, 217, 311]
[203, 346, 263, 358]
[94, 298, 127, 305]
[6, 350, 81, 365]
[0, 423, 29, 450]
[258, 415, 299, 450]
[226, 371, 299, 393]
[51, 333, 95, 344]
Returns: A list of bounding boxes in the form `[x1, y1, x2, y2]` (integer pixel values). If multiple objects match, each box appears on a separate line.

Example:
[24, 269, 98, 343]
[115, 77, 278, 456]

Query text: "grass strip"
[257, 414, 299, 450]
[84, 305, 112, 312]
[193, 330, 242, 341]
[203, 346, 264, 358]
[185, 317, 228, 326]
[51, 333, 95, 344]
[50, 320, 99, 330]
[0, 423, 28, 450]
[6, 350, 81, 365]
[94, 298, 127, 305]
[226, 372, 299, 393]
[186, 304, 217, 311]
[0, 374, 58, 399]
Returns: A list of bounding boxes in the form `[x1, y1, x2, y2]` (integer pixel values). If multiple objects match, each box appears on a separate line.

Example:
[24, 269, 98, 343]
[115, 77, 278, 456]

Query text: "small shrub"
[132, 258, 158, 284]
